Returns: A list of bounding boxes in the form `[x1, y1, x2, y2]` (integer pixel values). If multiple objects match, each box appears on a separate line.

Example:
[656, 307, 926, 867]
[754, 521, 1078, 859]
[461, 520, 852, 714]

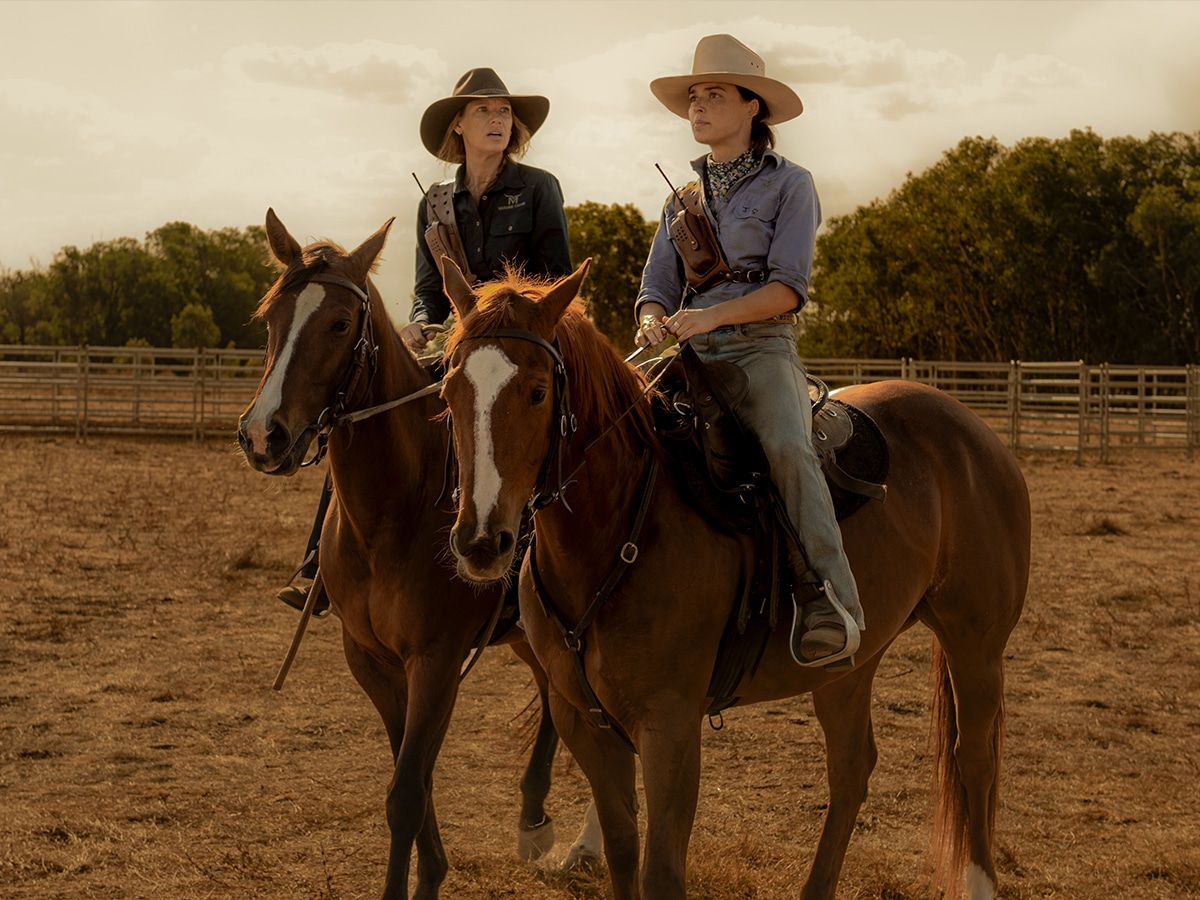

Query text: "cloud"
[224, 40, 445, 105]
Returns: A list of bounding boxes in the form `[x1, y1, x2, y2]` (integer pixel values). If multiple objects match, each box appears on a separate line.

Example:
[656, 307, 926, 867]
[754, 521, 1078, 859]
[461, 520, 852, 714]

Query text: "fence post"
[1007, 361, 1019, 455]
[76, 345, 88, 442]
[1098, 363, 1110, 465]
[1189, 364, 1198, 461]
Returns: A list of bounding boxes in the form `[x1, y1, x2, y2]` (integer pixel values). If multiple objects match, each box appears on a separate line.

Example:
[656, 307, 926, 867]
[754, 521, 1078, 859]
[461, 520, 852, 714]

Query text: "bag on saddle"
[423, 181, 476, 284]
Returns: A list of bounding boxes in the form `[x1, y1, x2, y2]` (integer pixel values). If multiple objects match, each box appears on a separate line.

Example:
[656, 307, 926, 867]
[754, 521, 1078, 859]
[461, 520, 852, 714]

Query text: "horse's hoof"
[518, 817, 555, 861]
[561, 845, 604, 874]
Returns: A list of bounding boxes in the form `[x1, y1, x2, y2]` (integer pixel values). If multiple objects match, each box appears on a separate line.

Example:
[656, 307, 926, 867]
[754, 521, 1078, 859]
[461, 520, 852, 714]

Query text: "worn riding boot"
[788, 549, 863, 669]
[276, 549, 329, 616]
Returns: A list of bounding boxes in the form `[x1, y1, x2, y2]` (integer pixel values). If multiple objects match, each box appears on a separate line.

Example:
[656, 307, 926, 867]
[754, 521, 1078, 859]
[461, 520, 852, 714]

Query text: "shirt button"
[476, 220, 481, 227]
[508, 225, 513, 231]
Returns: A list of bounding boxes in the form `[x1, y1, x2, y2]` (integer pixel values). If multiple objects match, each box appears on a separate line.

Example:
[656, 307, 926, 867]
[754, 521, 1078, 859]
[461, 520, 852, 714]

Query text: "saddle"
[648, 345, 889, 714]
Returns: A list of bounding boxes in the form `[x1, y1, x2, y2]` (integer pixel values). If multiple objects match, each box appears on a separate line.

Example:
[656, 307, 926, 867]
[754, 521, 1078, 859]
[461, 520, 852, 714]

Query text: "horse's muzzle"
[449, 521, 516, 584]
[236, 414, 314, 476]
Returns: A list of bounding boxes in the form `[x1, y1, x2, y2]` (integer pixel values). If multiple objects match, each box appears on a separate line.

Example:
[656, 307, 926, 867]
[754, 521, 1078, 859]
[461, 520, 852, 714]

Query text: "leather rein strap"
[529, 454, 658, 752]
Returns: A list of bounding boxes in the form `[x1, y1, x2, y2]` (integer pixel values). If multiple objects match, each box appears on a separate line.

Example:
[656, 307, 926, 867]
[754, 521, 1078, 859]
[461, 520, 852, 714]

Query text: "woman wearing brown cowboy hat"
[634, 34, 864, 668]
[399, 67, 573, 353]
[276, 68, 572, 613]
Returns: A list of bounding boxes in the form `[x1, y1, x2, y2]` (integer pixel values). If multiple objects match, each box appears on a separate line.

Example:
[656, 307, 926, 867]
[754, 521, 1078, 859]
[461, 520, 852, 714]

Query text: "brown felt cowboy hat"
[650, 34, 803, 125]
[419, 68, 550, 159]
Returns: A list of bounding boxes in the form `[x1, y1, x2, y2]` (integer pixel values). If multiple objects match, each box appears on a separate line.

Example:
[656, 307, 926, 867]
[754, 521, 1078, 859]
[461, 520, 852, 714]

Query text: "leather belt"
[729, 267, 768, 283]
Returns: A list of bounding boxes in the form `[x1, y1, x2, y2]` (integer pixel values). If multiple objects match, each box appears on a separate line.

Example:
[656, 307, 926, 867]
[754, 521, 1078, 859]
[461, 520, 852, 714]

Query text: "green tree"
[565, 201, 657, 352]
[171, 302, 222, 348]
[804, 129, 1200, 364]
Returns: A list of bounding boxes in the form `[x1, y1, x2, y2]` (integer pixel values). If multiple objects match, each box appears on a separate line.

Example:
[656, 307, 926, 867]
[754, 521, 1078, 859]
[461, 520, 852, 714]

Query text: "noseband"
[454, 328, 577, 510]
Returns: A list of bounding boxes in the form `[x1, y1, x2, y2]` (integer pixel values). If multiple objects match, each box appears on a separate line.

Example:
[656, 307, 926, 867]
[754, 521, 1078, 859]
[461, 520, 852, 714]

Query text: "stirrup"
[790, 579, 861, 669]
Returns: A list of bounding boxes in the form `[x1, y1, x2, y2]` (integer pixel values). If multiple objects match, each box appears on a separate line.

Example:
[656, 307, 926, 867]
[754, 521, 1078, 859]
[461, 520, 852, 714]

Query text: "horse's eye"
[332, 319, 352, 335]
[530, 387, 547, 406]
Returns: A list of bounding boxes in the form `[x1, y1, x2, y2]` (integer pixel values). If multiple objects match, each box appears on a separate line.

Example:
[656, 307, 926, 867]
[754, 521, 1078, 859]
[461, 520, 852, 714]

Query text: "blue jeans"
[688, 324, 860, 617]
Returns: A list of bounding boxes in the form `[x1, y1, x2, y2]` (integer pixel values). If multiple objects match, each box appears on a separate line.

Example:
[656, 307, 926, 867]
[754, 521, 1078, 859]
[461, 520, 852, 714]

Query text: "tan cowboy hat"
[650, 34, 803, 124]
[419, 68, 550, 159]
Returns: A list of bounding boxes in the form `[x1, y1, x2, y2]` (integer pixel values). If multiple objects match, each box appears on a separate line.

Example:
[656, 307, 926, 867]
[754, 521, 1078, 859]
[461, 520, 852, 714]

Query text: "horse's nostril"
[497, 530, 515, 557]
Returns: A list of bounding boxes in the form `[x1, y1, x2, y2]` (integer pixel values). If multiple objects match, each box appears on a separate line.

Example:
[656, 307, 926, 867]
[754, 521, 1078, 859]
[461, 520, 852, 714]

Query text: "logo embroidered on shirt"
[497, 192, 526, 211]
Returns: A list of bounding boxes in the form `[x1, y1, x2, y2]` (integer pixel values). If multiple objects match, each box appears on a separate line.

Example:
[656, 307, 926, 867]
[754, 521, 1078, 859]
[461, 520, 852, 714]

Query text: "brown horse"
[438, 261, 1031, 900]
[236, 212, 594, 900]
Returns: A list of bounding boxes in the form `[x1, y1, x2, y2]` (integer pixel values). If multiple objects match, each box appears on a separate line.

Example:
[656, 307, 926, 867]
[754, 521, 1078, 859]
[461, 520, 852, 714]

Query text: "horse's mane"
[254, 241, 347, 319]
[445, 271, 659, 455]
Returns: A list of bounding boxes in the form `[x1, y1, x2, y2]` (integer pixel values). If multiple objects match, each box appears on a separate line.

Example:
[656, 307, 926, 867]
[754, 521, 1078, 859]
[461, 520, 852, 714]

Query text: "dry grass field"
[1, 434, 1198, 899]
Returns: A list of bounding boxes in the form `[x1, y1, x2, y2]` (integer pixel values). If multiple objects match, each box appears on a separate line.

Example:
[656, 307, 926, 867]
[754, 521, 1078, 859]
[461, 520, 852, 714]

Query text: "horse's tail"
[928, 638, 1004, 896]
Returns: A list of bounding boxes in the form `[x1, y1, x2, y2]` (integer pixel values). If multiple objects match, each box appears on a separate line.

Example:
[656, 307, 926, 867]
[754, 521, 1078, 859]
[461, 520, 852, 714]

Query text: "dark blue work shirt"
[412, 161, 573, 325]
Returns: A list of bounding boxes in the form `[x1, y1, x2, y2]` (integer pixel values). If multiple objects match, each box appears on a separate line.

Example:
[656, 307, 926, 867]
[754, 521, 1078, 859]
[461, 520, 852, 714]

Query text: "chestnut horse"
[438, 261, 1030, 900]
[236, 212, 593, 900]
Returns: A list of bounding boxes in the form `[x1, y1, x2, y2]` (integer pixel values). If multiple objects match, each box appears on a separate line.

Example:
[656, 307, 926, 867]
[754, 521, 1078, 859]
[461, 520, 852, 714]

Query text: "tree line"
[801, 129, 1200, 365]
[3, 129, 1198, 363]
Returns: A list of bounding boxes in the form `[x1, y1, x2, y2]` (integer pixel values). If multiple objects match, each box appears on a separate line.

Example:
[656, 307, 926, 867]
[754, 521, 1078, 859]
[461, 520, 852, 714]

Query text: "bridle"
[293, 272, 442, 467]
[452, 328, 577, 510]
[451, 327, 671, 513]
[287, 272, 375, 467]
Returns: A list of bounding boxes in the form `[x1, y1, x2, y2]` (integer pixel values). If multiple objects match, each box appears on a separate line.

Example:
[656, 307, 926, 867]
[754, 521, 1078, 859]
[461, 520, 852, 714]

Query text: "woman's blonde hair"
[435, 108, 533, 165]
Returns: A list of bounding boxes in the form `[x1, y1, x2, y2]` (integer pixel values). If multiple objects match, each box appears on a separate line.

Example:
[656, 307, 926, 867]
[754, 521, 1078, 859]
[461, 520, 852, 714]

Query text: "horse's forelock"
[444, 269, 658, 454]
[254, 242, 347, 320]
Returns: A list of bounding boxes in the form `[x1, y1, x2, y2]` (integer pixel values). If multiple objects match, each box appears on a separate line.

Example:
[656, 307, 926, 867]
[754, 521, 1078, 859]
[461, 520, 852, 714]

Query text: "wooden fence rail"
[1, 345, 1197, 459]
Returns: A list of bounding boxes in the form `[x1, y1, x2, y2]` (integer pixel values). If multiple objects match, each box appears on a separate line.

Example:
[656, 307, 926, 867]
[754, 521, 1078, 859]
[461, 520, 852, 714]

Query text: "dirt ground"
[1, 434, 1198, 899]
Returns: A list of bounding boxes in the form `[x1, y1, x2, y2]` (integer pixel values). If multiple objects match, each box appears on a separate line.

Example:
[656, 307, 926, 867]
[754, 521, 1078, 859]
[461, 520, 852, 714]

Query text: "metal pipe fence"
[1, 345, 1197, 459]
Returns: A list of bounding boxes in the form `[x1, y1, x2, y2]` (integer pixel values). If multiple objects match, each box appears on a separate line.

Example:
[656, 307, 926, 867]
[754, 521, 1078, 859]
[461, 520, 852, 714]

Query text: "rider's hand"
[636, 313, 668, 349]
[400, 322, 429, 353]
[663, 307, 719, 343]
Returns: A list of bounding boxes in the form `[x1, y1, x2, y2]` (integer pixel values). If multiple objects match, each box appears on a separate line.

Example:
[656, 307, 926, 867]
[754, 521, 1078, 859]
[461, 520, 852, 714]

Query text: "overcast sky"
[2, 0, 1199, 318]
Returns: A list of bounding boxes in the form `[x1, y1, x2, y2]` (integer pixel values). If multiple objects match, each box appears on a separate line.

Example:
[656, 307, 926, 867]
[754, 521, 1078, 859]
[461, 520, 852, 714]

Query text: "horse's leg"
[341, 637, 435, 900]
[636, 705, 702, 900]
[801, 653, 884, 900]
[506, 638, 560, 860]
[549, 692, 639, 900]
[392, 655, 464, 900]
[561, 798, 604, 872]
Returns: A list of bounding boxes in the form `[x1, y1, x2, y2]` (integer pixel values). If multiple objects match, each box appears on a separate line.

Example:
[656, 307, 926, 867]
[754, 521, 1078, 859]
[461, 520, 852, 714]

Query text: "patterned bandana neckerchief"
[704, 149, 758, 203]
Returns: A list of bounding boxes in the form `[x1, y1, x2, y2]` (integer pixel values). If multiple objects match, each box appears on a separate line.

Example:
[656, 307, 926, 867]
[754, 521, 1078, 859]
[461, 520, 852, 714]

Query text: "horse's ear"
[348, 217, 395, 283]
[538, 259, 591, 326]
[265, 208, 302, 266]
[443, 258, 477, 321]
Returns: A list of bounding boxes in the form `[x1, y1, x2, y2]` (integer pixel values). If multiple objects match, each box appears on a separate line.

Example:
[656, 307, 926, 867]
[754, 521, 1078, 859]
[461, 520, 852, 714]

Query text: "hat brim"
[420, 94, 550, 159]
[650, 73, 802, 125]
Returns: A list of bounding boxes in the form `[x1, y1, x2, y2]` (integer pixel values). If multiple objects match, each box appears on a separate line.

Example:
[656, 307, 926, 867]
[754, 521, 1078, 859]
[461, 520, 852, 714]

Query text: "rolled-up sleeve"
[764, 167, 821, 306]
[634, 198, 686, 319]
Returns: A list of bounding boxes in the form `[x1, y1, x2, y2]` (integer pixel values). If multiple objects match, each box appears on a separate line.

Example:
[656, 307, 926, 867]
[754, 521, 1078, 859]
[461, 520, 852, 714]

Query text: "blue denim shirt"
[635, 149, 821, 318]
[412, 161, 573, 325]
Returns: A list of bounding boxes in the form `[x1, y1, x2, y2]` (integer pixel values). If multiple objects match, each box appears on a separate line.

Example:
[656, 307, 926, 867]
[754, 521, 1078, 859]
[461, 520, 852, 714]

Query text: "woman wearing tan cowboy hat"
[276, 68, 572, 614]
[634, 34, 864, 668]
[399, 67, 573, 353]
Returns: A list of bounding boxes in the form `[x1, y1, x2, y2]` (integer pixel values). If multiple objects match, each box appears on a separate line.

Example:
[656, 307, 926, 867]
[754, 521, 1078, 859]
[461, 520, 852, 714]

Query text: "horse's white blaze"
[243, 283, 326, 455]
[966, 864, 996, 900]
[462, 345, 517, 537]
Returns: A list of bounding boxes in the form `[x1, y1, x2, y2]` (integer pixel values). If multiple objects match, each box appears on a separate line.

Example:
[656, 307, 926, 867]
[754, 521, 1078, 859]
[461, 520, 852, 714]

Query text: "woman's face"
[454, 98, 513, 155]
[687, 82, 758, 150]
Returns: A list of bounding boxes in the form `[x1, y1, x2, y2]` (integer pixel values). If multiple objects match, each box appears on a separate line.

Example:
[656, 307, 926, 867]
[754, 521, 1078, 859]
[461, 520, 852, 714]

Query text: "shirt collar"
[454, 160, 525, 194]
